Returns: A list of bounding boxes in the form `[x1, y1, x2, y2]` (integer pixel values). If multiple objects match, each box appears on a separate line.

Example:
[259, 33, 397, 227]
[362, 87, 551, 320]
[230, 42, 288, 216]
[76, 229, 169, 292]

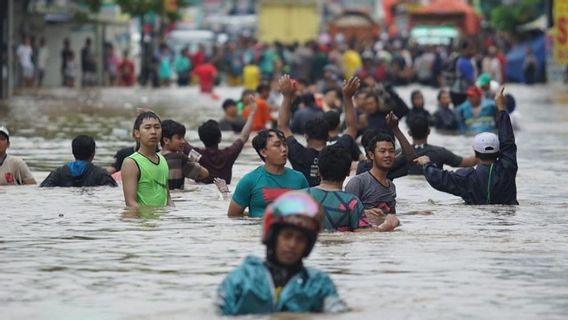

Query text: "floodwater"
[1, 84, 568, 320]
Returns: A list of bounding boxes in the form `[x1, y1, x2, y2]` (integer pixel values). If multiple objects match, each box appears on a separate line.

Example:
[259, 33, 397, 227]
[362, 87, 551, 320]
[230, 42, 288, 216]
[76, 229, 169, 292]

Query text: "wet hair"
[256, 83, 270, 94]
[365, 134, 395, 156]
[475, 151, 499, 162]
[160, 119, 186, 146]
[222, 99, 237, 110]
[318, 145, 351, 182]
[133, 111, 161, 131]
[299, 93, 316, 107]
[198, 120, 222, 148]
[437, 89, 449, 101]
[361, 128, 382, 151]
[252, 129, 286, 162]
[304, 118, 329, 141]
[408, 116, 430, 140]
[322, 111, 340, 130]
[72, 135, 95, 161]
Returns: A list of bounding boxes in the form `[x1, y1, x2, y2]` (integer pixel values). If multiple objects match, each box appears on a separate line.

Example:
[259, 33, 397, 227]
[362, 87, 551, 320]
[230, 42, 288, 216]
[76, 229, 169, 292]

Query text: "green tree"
[80, 0, 186, 24]
[490, 0, 544, 34]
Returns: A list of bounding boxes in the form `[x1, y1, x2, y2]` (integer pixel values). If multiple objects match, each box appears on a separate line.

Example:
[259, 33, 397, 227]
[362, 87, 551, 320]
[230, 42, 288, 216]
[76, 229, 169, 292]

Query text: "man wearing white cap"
[414, 88, 518, 205]
[0, 126, 36, 185]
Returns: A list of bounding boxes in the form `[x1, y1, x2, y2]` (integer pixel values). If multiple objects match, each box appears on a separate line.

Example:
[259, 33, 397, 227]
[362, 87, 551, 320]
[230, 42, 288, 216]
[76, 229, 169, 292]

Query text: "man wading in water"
[414, 87, 518, 205]
[122, 112, 172, 208]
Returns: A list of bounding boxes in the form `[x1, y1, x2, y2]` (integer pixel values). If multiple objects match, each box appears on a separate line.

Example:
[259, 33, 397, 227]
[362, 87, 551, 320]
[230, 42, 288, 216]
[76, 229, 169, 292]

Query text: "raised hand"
[364, 207, 386, 226]
[278, 74, 296, 97]
[246, 94, 257, 113]
[386, 111, 399, 129]
[495, 86, 506, 112]
[342, 76, 360, 98]
[214, 177, 230, 200]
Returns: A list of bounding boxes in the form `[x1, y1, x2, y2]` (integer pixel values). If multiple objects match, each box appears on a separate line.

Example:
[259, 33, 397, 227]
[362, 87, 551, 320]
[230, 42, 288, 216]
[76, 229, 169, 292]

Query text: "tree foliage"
[80, 0, 185, 20]
[490, 0, 544, 34]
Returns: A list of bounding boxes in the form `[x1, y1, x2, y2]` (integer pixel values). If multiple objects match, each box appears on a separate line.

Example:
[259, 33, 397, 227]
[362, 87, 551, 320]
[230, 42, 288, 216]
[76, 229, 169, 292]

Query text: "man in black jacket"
[40, 135, 117, 187]
[414, 87, 517, 205]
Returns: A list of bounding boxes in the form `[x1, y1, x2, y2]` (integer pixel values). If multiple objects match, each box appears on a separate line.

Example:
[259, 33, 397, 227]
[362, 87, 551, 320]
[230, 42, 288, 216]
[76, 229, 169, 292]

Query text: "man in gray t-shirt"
[345, 171, 397, 214]
[345, 113, 415, 216]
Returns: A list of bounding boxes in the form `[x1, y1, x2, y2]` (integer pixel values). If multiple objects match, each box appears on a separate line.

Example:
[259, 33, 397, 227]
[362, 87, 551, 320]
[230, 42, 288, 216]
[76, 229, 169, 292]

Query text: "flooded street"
[1, 84, 568, 319]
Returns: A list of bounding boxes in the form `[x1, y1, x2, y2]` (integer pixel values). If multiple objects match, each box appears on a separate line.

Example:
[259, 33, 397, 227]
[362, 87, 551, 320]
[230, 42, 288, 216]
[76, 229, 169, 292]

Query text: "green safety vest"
[129, 152, 169, 207]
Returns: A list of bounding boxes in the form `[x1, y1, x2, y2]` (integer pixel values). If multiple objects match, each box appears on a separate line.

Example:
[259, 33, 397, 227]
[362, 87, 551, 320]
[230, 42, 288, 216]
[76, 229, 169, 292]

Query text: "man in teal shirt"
[456, 86, 497, 135]
[228, 129, 308, 217]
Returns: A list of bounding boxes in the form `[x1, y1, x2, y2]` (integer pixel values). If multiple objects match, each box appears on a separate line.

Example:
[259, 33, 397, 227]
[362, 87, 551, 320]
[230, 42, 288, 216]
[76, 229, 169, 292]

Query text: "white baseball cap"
[0, 126, 9, 139]
[473, 132, 500, 154]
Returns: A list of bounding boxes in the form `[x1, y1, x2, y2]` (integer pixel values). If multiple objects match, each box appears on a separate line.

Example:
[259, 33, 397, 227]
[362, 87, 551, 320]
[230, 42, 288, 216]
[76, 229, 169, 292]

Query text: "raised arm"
[341, 76, 360, 139]
[386, 112, 417, 161]
[277, 74, 296, 138]
[238, 94, 257, 143]
[494, 87, 517, 171]
[415, 156, 468, 198]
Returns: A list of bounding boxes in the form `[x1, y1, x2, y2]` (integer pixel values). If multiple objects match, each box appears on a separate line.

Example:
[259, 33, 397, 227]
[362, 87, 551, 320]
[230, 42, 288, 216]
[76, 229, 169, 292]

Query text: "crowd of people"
[3, 34, 521, 314]
[14, 35, 136, 88]
[15, 30, 546, 91]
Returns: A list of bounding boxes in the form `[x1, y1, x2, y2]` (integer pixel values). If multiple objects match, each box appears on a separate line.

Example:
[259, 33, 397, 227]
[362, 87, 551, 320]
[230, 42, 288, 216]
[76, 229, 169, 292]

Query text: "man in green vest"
[122, 111, 172, 208]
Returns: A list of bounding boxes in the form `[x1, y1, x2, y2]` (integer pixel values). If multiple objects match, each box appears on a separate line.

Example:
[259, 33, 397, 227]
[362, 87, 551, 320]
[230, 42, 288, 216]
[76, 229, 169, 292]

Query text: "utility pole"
[7, 0, 14, 98]
[0, 0, 5, 99]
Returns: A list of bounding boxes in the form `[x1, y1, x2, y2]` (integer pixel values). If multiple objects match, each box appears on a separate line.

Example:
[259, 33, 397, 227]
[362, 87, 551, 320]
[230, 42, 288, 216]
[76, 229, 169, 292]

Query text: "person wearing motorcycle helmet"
[217, 191, 348, 315]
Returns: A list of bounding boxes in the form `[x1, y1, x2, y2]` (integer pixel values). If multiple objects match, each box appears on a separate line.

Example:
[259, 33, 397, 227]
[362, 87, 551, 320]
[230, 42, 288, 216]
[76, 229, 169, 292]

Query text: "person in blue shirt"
[217, 191, 348, 315]
[456, 86, 497, 135]
[227, 129, 309, 217]
[414, 87, 518, 205]
[40, 135, 117, 188]
[449, 40, 476, 107]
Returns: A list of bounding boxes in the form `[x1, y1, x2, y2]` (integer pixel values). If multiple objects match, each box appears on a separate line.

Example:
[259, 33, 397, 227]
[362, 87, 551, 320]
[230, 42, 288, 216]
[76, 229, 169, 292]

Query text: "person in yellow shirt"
[243, 63, 261, 91]
[342, 48, 362, 79]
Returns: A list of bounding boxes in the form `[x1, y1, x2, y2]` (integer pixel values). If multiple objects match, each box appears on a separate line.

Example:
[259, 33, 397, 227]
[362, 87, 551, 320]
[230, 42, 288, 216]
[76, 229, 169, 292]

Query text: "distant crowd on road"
[14, 31, 548, 90]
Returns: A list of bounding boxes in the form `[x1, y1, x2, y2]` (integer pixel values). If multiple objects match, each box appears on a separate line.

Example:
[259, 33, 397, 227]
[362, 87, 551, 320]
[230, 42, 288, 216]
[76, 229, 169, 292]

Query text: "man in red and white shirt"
[0, 126, 36, 185]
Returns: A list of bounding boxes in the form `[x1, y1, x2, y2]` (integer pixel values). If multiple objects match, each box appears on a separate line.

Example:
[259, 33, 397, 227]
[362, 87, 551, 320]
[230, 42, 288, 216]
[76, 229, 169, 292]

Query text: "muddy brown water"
[1, 85, 567, 319]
